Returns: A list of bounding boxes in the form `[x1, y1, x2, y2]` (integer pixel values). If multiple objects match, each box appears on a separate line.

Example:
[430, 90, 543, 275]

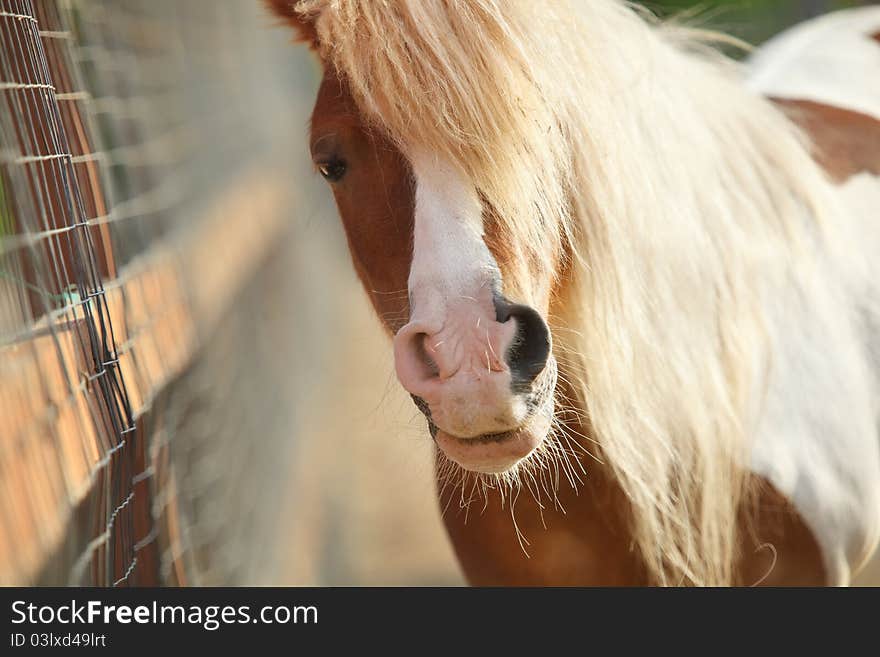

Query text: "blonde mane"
[300, 0, 841, 585]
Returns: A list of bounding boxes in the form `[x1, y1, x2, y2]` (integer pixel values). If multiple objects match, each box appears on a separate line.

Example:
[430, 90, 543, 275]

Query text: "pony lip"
[425, 356, 558, 473]
[435, 426, 542, 474]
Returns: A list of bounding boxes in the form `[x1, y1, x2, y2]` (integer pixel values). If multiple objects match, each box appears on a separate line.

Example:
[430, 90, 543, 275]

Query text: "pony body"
[269, 0, 880, 585]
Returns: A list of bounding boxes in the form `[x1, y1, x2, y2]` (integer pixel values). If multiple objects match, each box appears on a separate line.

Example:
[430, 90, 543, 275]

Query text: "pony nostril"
[416, 334, 441, 378]
[393, 324, 440, 393]
[493, 295, 551, 390]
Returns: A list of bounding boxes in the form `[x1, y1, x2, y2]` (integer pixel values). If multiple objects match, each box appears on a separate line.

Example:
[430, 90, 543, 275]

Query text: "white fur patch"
[747, 7, 880, 120]
[747, 10, 880, 584]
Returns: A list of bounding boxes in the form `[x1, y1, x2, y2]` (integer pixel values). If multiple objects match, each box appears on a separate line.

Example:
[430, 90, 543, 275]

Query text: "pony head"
[271, 0, 571, 474]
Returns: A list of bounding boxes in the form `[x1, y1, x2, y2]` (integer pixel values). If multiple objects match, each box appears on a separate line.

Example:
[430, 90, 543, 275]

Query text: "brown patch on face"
[309, 72, 415, 332]
[871, 30, 880, 45]
[771, 97, 880, 183]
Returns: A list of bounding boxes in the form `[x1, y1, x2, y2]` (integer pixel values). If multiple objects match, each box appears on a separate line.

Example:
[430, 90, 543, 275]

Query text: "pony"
[267, 0, 880, 586]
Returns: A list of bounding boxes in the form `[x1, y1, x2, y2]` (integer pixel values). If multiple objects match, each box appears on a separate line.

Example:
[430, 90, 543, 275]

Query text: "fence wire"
[0, 0, 312, 586]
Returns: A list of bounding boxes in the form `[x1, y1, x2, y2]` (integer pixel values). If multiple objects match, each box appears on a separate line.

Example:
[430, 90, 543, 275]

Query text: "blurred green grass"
[636, 0, 873, 44]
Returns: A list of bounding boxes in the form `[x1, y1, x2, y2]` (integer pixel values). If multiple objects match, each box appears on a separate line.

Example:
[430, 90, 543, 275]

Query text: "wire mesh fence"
[0, 0, 317, 586]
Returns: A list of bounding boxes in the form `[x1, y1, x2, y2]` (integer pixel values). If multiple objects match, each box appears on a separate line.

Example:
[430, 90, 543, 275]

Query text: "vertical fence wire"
[1, 0, 313, 587]
[0, 0, 137, 585]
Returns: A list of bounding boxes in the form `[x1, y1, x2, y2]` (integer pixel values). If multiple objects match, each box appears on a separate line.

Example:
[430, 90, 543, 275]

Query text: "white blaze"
[406, 150, 500, 325]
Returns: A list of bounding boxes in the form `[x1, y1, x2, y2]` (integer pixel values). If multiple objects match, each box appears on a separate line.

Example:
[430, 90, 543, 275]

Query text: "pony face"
[308, 71, 560, 474]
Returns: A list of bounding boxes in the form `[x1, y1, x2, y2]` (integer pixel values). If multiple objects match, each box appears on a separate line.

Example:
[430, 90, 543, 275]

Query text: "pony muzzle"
[393, 294, 554, 472]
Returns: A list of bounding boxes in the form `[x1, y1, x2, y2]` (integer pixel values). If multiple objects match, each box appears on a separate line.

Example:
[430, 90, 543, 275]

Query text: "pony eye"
[317, 159, 347, 182]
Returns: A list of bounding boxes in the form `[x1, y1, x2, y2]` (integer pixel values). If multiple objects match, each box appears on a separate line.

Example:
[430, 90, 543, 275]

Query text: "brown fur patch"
[772, 97, 880, 183]
[440, 438, 825, 585]
[308, 72, 415, 332]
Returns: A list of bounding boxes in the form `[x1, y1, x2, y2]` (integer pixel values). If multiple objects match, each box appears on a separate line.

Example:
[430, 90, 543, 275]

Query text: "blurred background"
[0, 0, 875, 587]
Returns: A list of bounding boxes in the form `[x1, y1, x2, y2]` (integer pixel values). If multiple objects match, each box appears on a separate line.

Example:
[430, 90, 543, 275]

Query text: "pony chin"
[435, 391, 555, 475]
[435, 424, 546, 474]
